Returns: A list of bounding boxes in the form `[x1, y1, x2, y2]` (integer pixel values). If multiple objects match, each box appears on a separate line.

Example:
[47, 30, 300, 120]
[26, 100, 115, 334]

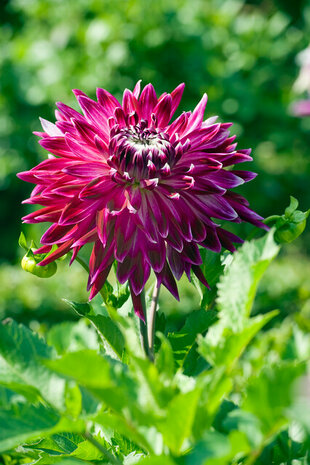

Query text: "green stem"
[83, 431, 122, 465]
[74, 254, 90, 273]
[139, 290, 150, 359]
[147, 284, 160, 362]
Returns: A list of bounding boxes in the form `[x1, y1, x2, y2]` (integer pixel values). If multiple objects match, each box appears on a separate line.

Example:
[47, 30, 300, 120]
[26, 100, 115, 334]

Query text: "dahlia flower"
[18, 82, 266, 319]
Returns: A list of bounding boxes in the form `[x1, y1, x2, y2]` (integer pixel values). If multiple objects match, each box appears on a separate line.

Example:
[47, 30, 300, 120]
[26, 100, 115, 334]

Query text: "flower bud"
[21, 251, 57, 278]
[275, 218, 307, 243]
[274, 197, 309, 244]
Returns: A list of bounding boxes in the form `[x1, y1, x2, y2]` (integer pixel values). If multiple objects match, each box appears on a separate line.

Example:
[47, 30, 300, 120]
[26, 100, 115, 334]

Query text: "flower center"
[108, 123, 175, 181]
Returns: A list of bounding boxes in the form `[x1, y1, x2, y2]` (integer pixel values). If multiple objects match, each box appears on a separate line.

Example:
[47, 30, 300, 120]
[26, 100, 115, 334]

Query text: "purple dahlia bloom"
[18, 82, 266, 319]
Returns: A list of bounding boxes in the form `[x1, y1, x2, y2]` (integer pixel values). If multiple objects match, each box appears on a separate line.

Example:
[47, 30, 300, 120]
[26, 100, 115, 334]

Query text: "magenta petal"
[129, 257, 150, 296]
[232, 170, 257, 182]
[39, 117, 63, 137]
[153, 94, 172, 128]
[89, 264, 112, 300]
[39, 240, 74, 265]
[201, 227, 222, 253]
[72, 88, 88, 98]
[170, 83, 185, 117]
[207, 170, 245, 189]
[146, 240, 166, 273]
[96, 88, 120, 114]
[56, 102, 84, 122]
[129, 285, 145, 322]
[39, 137, 72, 158]
[156, 262, 180, 301]
[41, 223, 73, 245]
[34, 244, 52, 255]
[167, 246, 185, 280]
[122, 88, 140, 115]
[78, 96, 110, 134]
[63, 162, 108, 178]
[201, 194, 238, 221]
[192, 265, 210, 289]
[186, 93, 208, 132]
[182, 242, 202, 266]
[139, 83, 157, 121]
[88, 238, 114, 288]
[167, 112, 188, 137]
[133, 80, 142, 98]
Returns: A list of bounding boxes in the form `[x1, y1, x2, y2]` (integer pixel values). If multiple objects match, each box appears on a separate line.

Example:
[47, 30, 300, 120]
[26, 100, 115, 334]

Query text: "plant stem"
[147, 284, 160, 362]
[83, 431, 122, 464]
[139, 290, 150, 358]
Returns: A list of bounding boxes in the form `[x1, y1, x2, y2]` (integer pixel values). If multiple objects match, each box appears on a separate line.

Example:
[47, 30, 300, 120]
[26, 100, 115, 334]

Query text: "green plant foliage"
[0, 320, 66, 408]
[0, 229, 309, 464]
[216, 229, 280, 331]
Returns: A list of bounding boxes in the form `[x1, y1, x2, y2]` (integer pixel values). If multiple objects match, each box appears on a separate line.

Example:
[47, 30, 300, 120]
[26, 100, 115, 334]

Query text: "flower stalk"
[147, 284, 160, 361]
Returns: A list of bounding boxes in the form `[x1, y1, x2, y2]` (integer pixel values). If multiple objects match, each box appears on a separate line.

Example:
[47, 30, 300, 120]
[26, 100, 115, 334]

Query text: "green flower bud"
[21, 252, 57, 278]
[273, 197, 309, 244]
[275, 218, 307, 243]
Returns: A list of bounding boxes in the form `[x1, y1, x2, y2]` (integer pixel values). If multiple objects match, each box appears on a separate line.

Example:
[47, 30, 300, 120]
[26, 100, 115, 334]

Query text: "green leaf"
[64, 300, 125, 359]
[45, 350, 112, 389]
[243, 361, 306, 435]
[185, 429, 251, 465]
[25, 432, 84, 455]
[70, 433, 111, 461]
[168, 309, 217, 367]
[193, 368, 233, 436]
[284, 196, 299, 217]
[155, 334, 175, 379]
[47, 460, 90, 465]
[198, 310, 279, 369]
[18, 231, 28, 250]
[0, 321, 66, 409]
[0, 403, 59, 453]
[65, 383, 82, 418]
[95, 412, 152, 454]
[47, 320, 99, 355]
[223, 409, 263, 448]
[0, 385, 25, 407]
[158, 388, 201, 455]
[184, 431, 231, 464]
[137, 458, 177, 465]
[216, 230, 279, 331]
[63, 299, 92, 318]
[89, 314, 125, 359]
[199, 248, 225, 308]
[45, 350, 139, 417]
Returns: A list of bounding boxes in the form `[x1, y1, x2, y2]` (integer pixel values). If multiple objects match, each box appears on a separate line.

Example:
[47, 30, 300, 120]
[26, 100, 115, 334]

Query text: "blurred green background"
[1, 0, 310, 325]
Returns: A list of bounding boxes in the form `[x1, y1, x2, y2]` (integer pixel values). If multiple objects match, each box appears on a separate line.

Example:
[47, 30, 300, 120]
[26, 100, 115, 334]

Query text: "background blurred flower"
[18, 83, 265, 318]
[292, 45, 310, 117]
